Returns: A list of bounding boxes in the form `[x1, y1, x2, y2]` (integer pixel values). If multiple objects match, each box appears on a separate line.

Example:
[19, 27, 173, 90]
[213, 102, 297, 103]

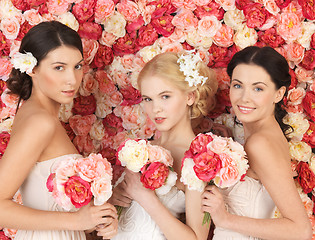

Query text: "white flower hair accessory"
[177, 50, 208, 87]
[10, 52, 37, 74]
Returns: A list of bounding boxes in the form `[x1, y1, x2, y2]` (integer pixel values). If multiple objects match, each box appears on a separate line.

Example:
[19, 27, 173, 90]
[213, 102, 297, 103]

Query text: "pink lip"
[238, 105, 255, 114]
[62, 90, 75, 97]
[155, 117, 165, 124]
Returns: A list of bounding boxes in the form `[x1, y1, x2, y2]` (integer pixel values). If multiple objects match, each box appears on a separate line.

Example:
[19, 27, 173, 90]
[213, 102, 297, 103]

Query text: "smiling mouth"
[155, 117, 165, 123]
[238, 106, 255, 113]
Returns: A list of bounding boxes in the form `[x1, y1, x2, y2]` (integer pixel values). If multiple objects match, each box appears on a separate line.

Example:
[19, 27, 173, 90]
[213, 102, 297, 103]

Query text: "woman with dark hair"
[0, 21, 117, 240]
[201, 46, 312, 240]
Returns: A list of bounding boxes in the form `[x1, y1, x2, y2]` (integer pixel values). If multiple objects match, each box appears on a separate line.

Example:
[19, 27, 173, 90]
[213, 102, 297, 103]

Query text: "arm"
[0, 113, 116, 231]
[123, 169, 209, 240]
[202, 135, 312, 240]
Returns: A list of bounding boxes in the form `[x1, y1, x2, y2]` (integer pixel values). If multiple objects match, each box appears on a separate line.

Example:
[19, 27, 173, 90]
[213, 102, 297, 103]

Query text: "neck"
[243, 115, 279, 140]
[28, 92, 61, 117]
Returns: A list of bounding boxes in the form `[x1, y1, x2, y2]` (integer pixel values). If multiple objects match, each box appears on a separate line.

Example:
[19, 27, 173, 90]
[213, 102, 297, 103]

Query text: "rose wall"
[0, 0, 314, 239]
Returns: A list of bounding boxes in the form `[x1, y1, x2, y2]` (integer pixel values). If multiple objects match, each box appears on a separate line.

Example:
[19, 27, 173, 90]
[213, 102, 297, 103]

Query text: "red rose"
[113, 34, 138, 57]
[73, 135, 95, 155]
[102, 113, 124, 137]
[126, 16, 145, 34]
[0, 32, 10, 56]
[258, 28, 285, 48]
[216, 88, 231, 107]
[303, 121, 315, 148]
[61, 121, 76, 141]
[72, 95, 97, 116]
[91, 45, 113, 69]
[140, 162, 169, 190]
[299, 49, 315, 71]
[0, 131, 10, 159]
[151, 15, 175, 37]
[208, 44, 237, 68]
[100, 146, 117, 165]
[243, 3, 269, 28]
[120, 85, 142, 106]
[78, 22, 102, 40]
[302, 91, 315, 122]
[26, 0, 45, 7]
[46, 173, 55, 192]
[194, 2, 225, 20]
[296, 162, 315, 194]
[298, 0, 315, 20]
[72, 0, 96, 23]
[235, 0, 254, 10]
[275, 0, 291, 9]
[311, 33, 315, 49]
[11, 0, 30, 11]
[135, 24, 159, 48]
[149, 0, 177, 19]
[16, 21, 33, 41]
[193, 151, 221, 182]
[64, 176, 92, 208]
[289, 68, 298, 90]
[190, 133, 213, 155]
[37, 2, 49, 15]
[0, 231, 10, 240]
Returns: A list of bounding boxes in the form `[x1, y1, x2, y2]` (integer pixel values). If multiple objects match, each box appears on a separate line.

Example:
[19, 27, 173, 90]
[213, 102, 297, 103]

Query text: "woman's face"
[31, 45, 83, 105]
[229, 64, 285, 124]
[140, 75, 194, 133]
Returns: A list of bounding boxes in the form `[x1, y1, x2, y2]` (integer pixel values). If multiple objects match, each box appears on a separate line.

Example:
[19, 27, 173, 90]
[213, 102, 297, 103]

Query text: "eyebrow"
[141, 90, 172, 98]
[51, 59, 84, 65]
[231, 79, 268, 86]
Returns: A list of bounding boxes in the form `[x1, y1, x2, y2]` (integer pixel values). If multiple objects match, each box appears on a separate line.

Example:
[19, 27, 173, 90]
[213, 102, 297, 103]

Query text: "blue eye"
[255, 87, 263, 92]
[143, 97, 152, 102]
[233, 84, 241, 89]
[162, 95, 170, 100]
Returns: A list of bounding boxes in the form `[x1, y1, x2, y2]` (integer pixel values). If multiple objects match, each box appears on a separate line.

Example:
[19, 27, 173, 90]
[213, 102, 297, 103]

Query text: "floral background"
[0, 0, 314, 239]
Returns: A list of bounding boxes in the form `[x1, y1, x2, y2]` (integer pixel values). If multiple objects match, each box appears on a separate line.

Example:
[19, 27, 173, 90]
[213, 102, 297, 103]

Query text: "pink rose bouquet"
[46, 153, 113, 211]
[116, 139, 177, 195]
[180, 132, 249, 225]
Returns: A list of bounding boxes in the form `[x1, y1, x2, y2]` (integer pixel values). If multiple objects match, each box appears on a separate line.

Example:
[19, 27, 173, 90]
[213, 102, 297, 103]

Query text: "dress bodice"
[15, 154, 86, 240]
[213, 176, 276, 240]
[112, 186, 186, 240]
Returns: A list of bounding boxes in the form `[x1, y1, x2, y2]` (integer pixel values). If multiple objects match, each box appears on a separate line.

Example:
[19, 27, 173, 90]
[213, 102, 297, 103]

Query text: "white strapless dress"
[14, 154, 86, 240]
[112, 186, 186, 240]
[213, 176, 276, 240]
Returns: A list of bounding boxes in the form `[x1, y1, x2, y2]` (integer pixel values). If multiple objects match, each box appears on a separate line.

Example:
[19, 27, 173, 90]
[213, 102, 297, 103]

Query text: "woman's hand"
[95, 212, 118, 239]
[123, 169, 155, 203]
[201, 185, 229, 228]
[108, 179, 133, 208]
[75, 202, 118, 231]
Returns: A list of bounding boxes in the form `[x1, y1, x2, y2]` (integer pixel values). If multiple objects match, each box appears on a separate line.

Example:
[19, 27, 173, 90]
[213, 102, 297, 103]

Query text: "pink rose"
[112, 33, 138, 57]
[198, 15, 221, 38]
[69, 114, 97, 136]
[116, 0, 140, 22]
[78, 22, 102, 41]
[23, 9, 43, 26]
[94, 0, 115, 24]
[99, 31, 117, 47]
[11, 0, 30, 11]
[213, 24, 234, 48]
[299, 49, 315, 71]
[46, 0, 70, 15]
[0, 18, 20, 40]
[243, 3, 269, 28]
[277, 12, 302, 42]
[82, 38, 99, 65]
[73, 135, 95, 156]
[126, 16, 145, 34]
[147, 144, 173, 167]
[298, 0, 315, 20]
[95, 70, 117, 95]
[135, 24, 159, 48]
[258, 28, 285, 48]
[46, 173, 55, 192]
[193, 151, 221, 182]
[0, 131, 10, 159]
[194, 1, 224, 20]
[295, 67, 314, 84]
[140, 162, 169, 190]
[26, 0, 45, 8]
[151, 15, 175, 37]
[264, 0, 280, 15]
[72, 95, 97, 116]
[287, 87, 306, 106]
[284, 42, 304, 64]
[149, 0, 177, 19]
[91, 45, 113, 69]
[64, 176, 92, 208]
[91, 177, 112, 205]
[190, 133, 214, 155]
[120, 85, 142, 106]
[0, 58, 12, 81]
[72, 0, 96, 24]
[215, 153, 239, 187]
[172, 0, 196, 10]
[302, 92, 315, 122]
[171, 9, 198, 31]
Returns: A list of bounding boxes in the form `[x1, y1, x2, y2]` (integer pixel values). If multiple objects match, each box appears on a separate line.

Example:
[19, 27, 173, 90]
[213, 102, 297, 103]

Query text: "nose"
[67, 69, 80, 86]
[240, 88, 251, 102]
[152, 100, 162, 114]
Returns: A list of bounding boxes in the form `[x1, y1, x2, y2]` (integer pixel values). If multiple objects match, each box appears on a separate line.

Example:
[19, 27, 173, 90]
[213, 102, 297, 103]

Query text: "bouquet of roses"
[46, 153, 113, 211]
[180, 132, 249, 225]
[116, 138, 177, 195]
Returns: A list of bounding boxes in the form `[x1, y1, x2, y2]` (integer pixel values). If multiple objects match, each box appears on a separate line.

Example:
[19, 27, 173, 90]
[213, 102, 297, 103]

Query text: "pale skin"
[0, 46, 117, 239]
[109, 75, 210, 240]
[201, 64, 312, 240]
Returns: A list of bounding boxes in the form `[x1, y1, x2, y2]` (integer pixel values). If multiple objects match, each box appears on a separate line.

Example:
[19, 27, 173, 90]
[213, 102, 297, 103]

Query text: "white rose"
[223, 9, 245, 31]
[57, 12, 79, 31]
[138, 43, 162, 63]
[297, 21, 315, 50]
[104, 11, 126, 38]
[90, 119, 105, 141]
[59, 102, 73, 123]
[180, 158, 206, 192]
[289, 141, 312, 162]
[233, 24, 258, 49]
[283, 112, 309, 141]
